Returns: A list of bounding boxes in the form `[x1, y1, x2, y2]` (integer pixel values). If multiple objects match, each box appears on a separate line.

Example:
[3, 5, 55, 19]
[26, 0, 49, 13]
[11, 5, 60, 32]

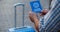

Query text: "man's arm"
[34, 19, 39, 32]
[29, 12, 39, 32]
[29, 9, 48, 32]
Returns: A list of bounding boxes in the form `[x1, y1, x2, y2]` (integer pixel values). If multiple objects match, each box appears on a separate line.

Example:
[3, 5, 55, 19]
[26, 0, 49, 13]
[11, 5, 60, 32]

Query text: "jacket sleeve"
[44, 0, 60, 32]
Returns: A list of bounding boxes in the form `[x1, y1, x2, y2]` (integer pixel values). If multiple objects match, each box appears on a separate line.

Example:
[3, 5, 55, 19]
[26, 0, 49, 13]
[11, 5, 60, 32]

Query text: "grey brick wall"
[0, 0, 49, 32]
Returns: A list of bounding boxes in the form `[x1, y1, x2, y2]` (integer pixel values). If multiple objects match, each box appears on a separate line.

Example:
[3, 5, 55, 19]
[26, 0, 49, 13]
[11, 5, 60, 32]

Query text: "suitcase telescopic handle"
[14, 3, 25, 28]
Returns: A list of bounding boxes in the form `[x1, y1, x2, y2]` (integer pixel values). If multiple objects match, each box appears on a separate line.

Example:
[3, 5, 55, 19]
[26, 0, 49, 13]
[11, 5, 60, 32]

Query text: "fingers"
[29, 11, 33, 17]
[29, 11, 33, 16]
[40, 9, 48, 16]
[42, 9, 48, 13]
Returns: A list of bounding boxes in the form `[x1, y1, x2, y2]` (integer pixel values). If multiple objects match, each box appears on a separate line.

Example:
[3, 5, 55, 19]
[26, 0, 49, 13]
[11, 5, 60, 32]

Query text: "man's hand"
[29, 11, 39, 23]
[40, 9, 48, 16]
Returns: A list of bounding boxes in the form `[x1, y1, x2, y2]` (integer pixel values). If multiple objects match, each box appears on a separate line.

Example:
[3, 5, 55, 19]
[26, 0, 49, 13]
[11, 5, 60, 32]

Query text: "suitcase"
[9, 26, 35, 32]
[8, 3, 36, 32]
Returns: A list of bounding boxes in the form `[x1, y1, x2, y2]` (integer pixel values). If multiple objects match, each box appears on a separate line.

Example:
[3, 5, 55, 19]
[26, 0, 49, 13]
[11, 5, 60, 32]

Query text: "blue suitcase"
[8, 3, 36, 32]
[9, 26, 35, 32]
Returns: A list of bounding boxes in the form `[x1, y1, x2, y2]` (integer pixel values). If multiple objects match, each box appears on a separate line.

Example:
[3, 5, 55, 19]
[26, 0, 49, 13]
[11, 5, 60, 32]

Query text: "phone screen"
[30, 1, 43, 13]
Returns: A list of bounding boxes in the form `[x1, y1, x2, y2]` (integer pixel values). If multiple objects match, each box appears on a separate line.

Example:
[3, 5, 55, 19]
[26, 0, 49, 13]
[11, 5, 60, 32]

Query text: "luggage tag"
[30, 1, 43, 13]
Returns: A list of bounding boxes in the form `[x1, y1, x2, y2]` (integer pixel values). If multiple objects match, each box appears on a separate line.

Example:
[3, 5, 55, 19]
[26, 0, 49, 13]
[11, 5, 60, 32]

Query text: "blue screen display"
[30, 1, 43, 13]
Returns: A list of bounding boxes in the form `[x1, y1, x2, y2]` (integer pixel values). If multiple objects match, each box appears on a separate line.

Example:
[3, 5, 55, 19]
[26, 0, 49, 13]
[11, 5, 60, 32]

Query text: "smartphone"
[30, 1, 43, 13]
